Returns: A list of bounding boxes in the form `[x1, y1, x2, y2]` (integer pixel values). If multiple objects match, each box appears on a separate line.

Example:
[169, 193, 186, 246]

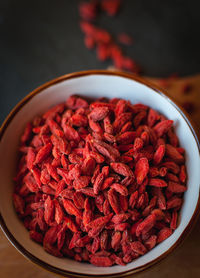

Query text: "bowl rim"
[0, 69, 200, 278]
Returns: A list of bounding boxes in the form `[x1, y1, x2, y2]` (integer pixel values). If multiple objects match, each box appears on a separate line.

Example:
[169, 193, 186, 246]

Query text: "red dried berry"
[148, 178, 168, 187]
[90, 255, 113, 267]
[110, 162, 134, 177]
[153, 144, 165, 165]
[135, 158, 149, 184]
[154, 120, 173, 137]
[108, 188, 120, 214]
[63, 199, 82, 218]
[157, 227, 173, 243]
[89, 107, 109, 122]
[130, 241, 147, 255]
[35, 143, 52, 164]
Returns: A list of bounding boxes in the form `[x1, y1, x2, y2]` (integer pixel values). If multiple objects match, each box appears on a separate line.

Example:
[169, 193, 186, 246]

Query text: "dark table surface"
[0, 0, 200, 124]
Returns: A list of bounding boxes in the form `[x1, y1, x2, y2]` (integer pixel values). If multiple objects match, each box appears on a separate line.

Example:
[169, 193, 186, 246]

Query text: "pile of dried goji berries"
[13, 95, 187, 267]
[79, 0, 140, 74]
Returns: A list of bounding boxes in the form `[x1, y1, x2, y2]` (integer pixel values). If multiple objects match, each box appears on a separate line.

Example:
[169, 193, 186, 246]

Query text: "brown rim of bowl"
[0, 70, 200, 278]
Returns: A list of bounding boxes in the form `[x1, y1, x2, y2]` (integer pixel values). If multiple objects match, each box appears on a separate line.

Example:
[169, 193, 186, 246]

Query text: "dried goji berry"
[54, 199, 64, 224]
[154, 120, 173, 137]
[167, 181, 187, 193]
[29, 230, 43, 243]
[87, 213, 113, 237]
[27, 147, 35, 170]
[170, 210, 178, 230]
[135, 157, 149, 184]
[179, 165, 187, 183]
[136, 214, 156, 237]
[35, 143, 52, 164]
[157, 227, 173, 243]
[117, 131, 136, 145]
[165, 144, 184, 164]
[63, 199, 82, 218]
[89, 107, 109, 121]
[93, 172, 104, 195]
[147, 109, 160, 127]
[130, 241, 147, 255]
[148, 178, 167, 187]
[110, 162, 134, 177]
[153, 144, 165, 165]
[90, 255, 113, 267]
[111, 183, 128, 196]
[145, 235, 157, 250]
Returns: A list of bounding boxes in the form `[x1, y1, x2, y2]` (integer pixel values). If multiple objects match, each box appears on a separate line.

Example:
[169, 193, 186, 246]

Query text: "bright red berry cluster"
[13, 95, 187, 266]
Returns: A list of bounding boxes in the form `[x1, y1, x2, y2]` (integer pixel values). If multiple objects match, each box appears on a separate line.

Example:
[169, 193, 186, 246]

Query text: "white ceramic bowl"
[0, 70, 200, 278]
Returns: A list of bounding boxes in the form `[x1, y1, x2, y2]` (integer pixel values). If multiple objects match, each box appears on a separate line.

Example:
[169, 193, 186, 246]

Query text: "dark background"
[0, 0, 200, 124]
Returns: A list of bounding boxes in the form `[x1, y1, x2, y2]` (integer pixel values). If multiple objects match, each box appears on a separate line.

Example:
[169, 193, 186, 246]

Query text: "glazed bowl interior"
[0, 72, 200, 277]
